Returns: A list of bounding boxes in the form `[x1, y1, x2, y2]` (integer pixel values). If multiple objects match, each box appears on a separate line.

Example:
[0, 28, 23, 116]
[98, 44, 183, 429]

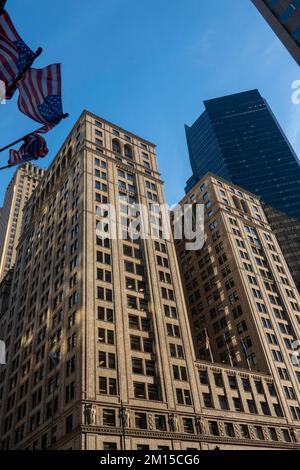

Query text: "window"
[66, 415, 73, 433]
[99, 377, 117, 395]
[103, 443, 118, 450]
[98, 328, 114, 345]
[228, 375, 238, 390]
[203, 393, 213, 408]
[112, 139, 121, 154]
[132, 358, 143, 375]
[98, 307, 114, 323]
[242, 378, 251, 392]
[255, 426, 265, 441]
[269, 428, 278, 442]
[103, 409, 116, 427]
[183, 418, 194, 434]
[199, 370, 208, 385]
[233, 397, 243, 412]
[225, 422, 235, 438]
[134, 382, 146, 399]
[209, 421, 219, 436]
[240, 424, 250, 439]
[247, 400, 257, 414]
[135, 412, 147, 429]
[218, 395, 229, 410]
[214, 373, 223, 388]
[155, 415, 166, 431]
[176, 388, 192, 405]
[274, 404, 284, 418]
[282, 429, 291, 442]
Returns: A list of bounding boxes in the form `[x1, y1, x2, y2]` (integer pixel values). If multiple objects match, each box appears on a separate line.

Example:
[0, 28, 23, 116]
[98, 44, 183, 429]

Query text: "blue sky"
[0, 0, 299, 206]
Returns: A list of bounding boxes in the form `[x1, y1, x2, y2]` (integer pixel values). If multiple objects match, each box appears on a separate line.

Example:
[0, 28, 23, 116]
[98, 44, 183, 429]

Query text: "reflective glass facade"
[251, 0, 300, 66]
[185, 89, 300, 221]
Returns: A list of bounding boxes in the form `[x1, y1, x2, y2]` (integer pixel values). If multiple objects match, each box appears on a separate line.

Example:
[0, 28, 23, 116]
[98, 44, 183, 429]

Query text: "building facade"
[0, 113, 300, 450]
[251, 0, 300, 66]
[176, 173, 300, 429]
[263, 205, 300, 292]
[0, 163, 44, 281]
[185, 89, 300, 223]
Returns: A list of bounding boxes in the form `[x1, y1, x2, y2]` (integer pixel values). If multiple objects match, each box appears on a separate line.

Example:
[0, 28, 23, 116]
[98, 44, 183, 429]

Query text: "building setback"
[0, 113, 300, 450]
[251, 0, 300, 66]
[0, 163, 44, 281]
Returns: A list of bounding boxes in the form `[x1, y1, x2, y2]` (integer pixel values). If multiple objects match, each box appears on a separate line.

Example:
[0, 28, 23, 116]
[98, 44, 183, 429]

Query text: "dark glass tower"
[185, 89, 300, 221]
[251, 0, 300, 66]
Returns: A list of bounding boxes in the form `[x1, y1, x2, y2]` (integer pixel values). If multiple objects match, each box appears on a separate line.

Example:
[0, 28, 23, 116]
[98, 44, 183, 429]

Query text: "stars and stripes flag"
[17, 64, 65, 133]
[8, 132, 48, 167]
[204, 330, 210, 351]
[0, 10, 36, 99]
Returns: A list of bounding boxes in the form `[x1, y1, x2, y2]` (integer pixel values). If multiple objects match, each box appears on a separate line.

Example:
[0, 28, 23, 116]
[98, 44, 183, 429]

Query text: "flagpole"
[0, 133, 34, 153]
[224, 334, 233, 367]
[0, 112, 69, 153]
[205, 328, 214, 364]
[6, 47, 43, 99]
[241, 339, 252, 372]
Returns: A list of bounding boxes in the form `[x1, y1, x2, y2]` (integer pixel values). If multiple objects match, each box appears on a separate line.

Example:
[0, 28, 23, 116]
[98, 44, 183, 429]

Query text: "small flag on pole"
[8, 133, 48, 167]
[204, 329, 210, 350]
[17, 64, 67, 133]
[204, 328, 214, 363]
[241, 339, 252, 371]
[223, 333, 234, 367]
[0, 10, 36, 99]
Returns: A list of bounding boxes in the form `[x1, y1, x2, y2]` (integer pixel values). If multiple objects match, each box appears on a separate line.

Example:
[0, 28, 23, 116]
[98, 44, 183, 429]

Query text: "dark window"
[240, 424, 250, 439]
[203, 393, 213, 408]
[103, 443, 118, 450]
[155, 415, 166, 431]
[66, 415, 73, 434]
[135, 413, 147, 430]
[255, 426, 265, 441]
[134, 382, 146, 399]
[183, 418, 194, 434]
[103, 409, 116, 427]
[225, 422, 235, 438]
[209, 421, 219, 436]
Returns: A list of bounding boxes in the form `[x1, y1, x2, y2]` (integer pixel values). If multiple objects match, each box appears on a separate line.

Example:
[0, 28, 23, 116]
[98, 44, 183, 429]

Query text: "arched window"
[232, 196, 242, 211]
[112, 139, 121, 154]
[240, 200, 249, 214]
[124, 144, 133, 159]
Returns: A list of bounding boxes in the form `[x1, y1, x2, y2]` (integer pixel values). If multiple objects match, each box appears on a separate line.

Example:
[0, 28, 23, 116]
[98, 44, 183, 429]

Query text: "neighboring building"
[184, 89, 300, 223]
[1, 113, 300, 450]
[251, 0, 300, 66]
[263, 205, 300, 292]
[0, 270, 12, 320]
[176, 173, 300, 426]
[0, 163, 44, 281]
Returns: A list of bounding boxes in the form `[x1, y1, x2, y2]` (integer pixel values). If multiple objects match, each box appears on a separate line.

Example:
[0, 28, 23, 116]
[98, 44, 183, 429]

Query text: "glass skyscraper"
[251, 0, 300, 66]
[185, 89, 300, 221]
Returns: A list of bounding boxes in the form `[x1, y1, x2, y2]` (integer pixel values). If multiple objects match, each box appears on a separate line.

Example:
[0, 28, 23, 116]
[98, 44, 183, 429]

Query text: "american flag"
[0, 10, 35, 99]
[17, 64, 64, 133]
[8, 132, 48, 167]
[204, 329, 210, 351]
